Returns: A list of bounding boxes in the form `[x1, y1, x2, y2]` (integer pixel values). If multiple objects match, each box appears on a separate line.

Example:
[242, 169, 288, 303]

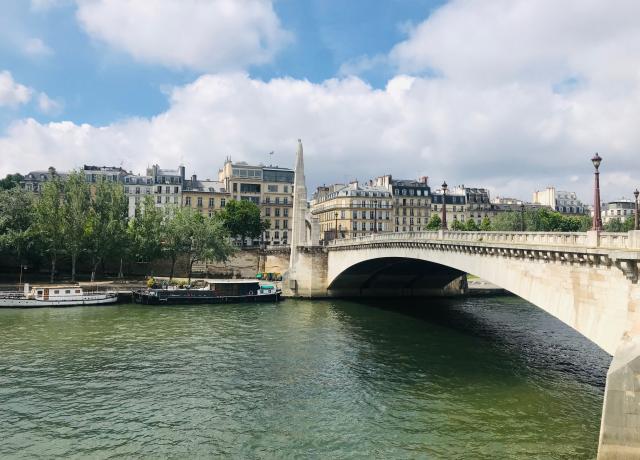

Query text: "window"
[275, 208, 280, 217]
[125, 187, 130, 194]
[274, 231, 279, 239]
[275, 197, 280, 204]
[185, 197, 192, 206]
[283, 197, 288, 205]
[165, 186, 170, 194]
[275, 220, 280, 229]
[240, 183, 261, 193]
[157, 196, 162, 204]
[283, 209, 289, 217]
[283, 220, 288, 228]
[65, 290, 70, 294]
[233, 183, 238, 192]
[209, 198, 214, 207]
[75, 289, 80, 294]
[197, 197, 203, 207]
[265, 208, 271, 216]
[283, 185, 289, 193]
[54, 290, 59, 294]
[221, 199, 226, 207]
[268, 185, 278, 192]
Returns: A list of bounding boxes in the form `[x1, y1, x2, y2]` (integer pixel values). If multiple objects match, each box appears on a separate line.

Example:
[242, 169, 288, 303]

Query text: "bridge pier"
[599, 332, 640, 459]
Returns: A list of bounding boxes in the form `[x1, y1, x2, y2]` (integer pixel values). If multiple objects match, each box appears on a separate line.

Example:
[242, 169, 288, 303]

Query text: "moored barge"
[132, 279, 281, 305]
[0, 284, 118, 307]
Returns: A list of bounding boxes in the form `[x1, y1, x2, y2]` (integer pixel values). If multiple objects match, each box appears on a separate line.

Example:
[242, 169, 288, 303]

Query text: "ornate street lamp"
[334, 212, 339, 240]
[591, 153, 603, 231]
[634, 188, 639, 231]
[441, 182, 448, 229]
[520, 203, 525, 232]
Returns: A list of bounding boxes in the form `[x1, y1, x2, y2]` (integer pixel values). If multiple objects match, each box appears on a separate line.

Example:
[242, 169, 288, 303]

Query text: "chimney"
[420, 176, 429, 185]
[191, 174, 197, 182]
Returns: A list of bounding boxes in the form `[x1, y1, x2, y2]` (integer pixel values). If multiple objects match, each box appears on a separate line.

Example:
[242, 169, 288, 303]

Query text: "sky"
[0, 0, 639, 202]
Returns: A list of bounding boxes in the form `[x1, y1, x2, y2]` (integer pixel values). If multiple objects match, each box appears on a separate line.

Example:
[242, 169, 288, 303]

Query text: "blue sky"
[1, 0, 443, 126]
[1, 0, 639, 202]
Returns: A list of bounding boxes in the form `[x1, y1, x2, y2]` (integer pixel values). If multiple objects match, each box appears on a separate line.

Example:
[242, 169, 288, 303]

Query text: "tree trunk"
[170, 256, 176, 280]
[188, 258, 195, 284]
[118, 258, 124, 279]
[50, 256, 56, 283]
[71, 253, 77, 282]
[90, 259, 100, 283]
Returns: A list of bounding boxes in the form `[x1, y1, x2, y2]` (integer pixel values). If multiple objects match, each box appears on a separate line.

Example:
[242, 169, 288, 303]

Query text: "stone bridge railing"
[327, 230, 639, 250]
[326, 230, 640, 283]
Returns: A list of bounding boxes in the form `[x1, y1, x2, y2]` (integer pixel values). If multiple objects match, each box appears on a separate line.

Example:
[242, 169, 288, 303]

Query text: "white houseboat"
[0, 284, 118, 307]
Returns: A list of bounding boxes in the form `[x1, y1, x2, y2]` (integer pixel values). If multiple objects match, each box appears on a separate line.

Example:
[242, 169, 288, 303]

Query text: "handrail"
[327, 230, 639, 250]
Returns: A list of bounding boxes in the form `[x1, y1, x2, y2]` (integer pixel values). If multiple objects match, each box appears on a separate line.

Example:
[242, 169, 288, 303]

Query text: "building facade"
[218, 159, 294, 245]
[311, 181, 393, 240]
[431, 185, 492, 227]
[124, 164, 185, 217]
[373, 175, 431, 232]
[182, 176, 229, 217]
[532, 187, 586, 214]
[601, 199, 636, 224]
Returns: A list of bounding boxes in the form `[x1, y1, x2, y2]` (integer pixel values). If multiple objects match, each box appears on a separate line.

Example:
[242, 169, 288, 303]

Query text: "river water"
[0, 296, 609, 459]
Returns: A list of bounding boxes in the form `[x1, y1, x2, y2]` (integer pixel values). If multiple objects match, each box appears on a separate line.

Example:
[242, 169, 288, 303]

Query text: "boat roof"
[31, 285, 82, 289]
[197, 279, 260, 284]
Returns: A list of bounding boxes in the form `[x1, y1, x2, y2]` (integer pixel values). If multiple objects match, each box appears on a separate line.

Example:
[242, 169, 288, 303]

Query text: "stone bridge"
[286, 229, 640, 459]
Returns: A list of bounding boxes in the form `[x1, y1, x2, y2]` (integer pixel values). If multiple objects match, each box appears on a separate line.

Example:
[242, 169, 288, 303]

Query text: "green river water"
[0, 296, 609, 459]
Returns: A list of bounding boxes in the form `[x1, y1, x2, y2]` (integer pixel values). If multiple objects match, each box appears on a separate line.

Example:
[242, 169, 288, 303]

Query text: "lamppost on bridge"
[441, 181, 448, 230]
[334, 212, 339, 240]
[373, 199, 378, 233]
[634, 188, 639, 231]
[591, 153, 603, 232]
[520, 203, 525, 232]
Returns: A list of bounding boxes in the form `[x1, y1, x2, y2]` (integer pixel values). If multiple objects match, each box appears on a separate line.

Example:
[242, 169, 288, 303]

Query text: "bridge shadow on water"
[332, 294, 611, 390]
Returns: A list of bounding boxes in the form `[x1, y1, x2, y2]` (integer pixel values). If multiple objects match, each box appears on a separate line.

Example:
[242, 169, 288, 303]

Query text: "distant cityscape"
[18, 159, 638, 245]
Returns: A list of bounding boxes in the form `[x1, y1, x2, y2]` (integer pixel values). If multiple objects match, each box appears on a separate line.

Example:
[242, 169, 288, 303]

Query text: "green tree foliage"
[219, 199, 269, 246]
[33, 178, 66, 282]
[162, 206, 194, 279]
[425, 214, 441, 230]
[85, 179, 129, 281]
[464, 218, 479, 231]
[185, 212, 235, 283]
[491, 208, 590, 232]
[480, 217, 492, 231]
[0, 173, 24, 190]
[451, 219, 465, 230]
[128, 196, 164, 274]
[604, 216, 635, 232]
[0, 187, 35, 277]
[62, 171, 91, 282]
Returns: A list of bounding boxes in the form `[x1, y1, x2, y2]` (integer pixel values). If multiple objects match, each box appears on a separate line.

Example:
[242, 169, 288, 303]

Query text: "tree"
[129, 196, 164, 274]
[0, 173, 23, 190]
[479, 217, 492, 231]
[490, 211, 520, 231]
[464, 218, 479, 231]
[604, 218, 625, 233]
[34, 178, 65, 283]
[219, 200, 268, 246]
[162, 206, 193, 279]
[425, 214, 441, 230]
[0, 187, 35, 279]
[62, 171, 91, 282]
[185, 212, 235, 283]
[451, 219, 466, 231]
[85, 179, 129, 281]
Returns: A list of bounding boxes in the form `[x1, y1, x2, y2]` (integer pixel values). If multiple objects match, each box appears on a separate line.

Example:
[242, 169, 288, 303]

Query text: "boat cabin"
[26, 284, 85, 301]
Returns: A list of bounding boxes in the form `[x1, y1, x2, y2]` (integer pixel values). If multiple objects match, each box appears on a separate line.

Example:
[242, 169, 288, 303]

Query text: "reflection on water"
[0, 296, 609, 459]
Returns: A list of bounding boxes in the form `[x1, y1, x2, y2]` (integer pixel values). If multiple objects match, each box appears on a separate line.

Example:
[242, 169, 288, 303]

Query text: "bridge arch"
[327, 244, 633, 355]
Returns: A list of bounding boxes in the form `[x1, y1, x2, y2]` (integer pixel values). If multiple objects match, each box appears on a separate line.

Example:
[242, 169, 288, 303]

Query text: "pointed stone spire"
[289, 139, 308, 278]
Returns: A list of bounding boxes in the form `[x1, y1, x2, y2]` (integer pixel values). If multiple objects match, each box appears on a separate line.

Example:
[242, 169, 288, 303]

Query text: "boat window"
[54, 290, 59, 294]
[37, 290, 43, 295]
[65, 290, 71, 294]
[75, 290, 81, 293]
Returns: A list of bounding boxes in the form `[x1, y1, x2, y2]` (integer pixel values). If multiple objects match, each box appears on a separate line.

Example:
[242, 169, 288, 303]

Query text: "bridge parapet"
[328, 230, 639, 250]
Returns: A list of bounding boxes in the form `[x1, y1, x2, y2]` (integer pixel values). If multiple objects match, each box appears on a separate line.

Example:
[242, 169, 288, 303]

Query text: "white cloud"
[3, 0, 640, 203]
[75, 0, 291, 71]
[30, 0, 73, 12]
[0, 72, 638, 202]
[23, 38, 53, 57]
[0, 71, 33, 107]
[37, 92, 63, 115]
